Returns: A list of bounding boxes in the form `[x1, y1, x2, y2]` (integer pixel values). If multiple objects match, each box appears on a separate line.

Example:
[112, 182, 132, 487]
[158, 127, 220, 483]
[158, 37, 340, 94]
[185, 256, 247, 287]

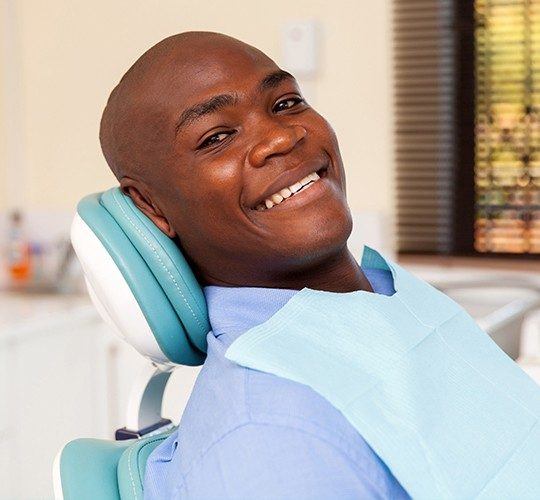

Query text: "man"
[100, 31, 408, 499]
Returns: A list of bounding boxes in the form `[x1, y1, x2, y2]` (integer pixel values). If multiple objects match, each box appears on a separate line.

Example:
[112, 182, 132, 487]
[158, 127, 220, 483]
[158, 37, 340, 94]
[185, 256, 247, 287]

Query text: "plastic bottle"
[7, 210, 32, 284]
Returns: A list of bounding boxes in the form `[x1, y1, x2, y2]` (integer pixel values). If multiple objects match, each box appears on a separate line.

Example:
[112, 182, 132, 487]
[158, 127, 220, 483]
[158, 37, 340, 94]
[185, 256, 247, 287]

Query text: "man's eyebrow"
[259, 70, 295, 91]
[175, 93, 239, 135]
[174, 71, 295, 136]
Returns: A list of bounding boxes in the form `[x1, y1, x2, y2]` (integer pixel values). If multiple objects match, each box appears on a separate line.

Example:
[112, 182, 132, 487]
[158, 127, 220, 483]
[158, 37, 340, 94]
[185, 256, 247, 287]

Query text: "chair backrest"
[71, 187, 210, 366]
[54, 430, 174, 500]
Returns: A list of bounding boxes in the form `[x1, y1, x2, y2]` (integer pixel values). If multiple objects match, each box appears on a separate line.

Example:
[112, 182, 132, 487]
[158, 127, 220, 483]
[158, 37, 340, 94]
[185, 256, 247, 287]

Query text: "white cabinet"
[0, 297, 113, 499]
[0, 292, 198, 500]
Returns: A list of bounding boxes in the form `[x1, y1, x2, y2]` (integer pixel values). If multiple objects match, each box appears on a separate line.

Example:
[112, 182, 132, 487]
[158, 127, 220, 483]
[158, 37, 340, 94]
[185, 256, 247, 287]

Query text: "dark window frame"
[452, 0, 476, 256]
[396, 0, 540, 259]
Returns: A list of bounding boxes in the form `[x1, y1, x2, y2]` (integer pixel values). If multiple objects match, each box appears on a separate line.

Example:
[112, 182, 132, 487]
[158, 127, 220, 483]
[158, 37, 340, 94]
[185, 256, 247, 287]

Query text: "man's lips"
[254, 170, 331, 213]
[247, 158, 330, 210]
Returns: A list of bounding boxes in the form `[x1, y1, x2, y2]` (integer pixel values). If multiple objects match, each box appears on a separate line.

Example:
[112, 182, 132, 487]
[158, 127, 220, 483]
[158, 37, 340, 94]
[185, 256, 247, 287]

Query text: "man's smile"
[248, 157, 331, 212]
[253, 169, 331, 214]
[255, 170, 321, 210]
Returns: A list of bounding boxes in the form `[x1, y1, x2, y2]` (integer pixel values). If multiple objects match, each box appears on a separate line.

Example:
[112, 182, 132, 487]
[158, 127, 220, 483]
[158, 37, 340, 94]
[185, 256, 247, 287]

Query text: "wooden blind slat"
[394, 0, 455, 253]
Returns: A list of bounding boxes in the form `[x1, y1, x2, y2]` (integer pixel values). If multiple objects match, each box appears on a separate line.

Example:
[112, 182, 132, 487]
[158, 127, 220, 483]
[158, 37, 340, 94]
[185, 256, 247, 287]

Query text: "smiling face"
[101, 33, 354, 288]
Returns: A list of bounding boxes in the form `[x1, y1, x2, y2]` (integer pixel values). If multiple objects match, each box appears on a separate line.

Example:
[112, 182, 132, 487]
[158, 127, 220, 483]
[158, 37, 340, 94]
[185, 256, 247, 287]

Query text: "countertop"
[0, 291, 98, 345]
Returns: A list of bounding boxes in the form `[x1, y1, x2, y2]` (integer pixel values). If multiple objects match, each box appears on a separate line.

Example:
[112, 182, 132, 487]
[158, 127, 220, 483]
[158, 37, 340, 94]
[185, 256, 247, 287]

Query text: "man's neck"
[201, 247, 374, 293]
[271, 247, 374, 293]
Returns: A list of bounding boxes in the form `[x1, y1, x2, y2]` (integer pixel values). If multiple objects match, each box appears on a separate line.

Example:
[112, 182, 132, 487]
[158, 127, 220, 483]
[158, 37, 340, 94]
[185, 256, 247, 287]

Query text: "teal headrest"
[72, 187, 209, 366]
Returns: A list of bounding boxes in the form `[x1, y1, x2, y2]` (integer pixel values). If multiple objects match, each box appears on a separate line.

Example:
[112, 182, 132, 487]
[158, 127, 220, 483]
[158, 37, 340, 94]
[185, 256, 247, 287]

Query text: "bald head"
[99, 32, 273, 182]
[98, 30, 359, 291]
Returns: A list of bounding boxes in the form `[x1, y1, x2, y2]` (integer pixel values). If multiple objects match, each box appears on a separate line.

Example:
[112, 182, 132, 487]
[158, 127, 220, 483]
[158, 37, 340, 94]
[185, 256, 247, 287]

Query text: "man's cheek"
[206, 159, 239, 183]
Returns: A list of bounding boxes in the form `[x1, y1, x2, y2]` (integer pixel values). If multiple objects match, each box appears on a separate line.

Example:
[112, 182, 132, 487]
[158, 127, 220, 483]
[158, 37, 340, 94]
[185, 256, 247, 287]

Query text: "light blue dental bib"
[226, 247, 540, 499]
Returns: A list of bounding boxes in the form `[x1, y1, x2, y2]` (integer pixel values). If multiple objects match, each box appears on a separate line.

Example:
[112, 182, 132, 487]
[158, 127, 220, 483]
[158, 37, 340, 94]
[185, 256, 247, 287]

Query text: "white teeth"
[289, 182, 303, 193]
[271, 193, 284, 204]
[257, 170, 322, 211]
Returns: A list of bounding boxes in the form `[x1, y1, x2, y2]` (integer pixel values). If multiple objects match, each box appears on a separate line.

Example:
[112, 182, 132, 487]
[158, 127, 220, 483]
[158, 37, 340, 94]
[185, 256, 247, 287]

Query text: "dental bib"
[226, 247, 540, 499]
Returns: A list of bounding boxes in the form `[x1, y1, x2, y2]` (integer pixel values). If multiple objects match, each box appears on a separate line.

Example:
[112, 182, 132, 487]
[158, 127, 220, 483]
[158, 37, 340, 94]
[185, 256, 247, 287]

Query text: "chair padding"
[74, 188, 209, 365]
[101, 189, 209, 353]
[58, 438, 131, 500]
[58, 433, 172, 500]
[117, 433, 172, 500]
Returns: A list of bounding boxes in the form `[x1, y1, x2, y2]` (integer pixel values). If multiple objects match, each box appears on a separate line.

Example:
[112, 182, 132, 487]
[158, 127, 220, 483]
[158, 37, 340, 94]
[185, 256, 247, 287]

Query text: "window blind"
[395, 0, 540, 256]
[394, 0, 458, 253]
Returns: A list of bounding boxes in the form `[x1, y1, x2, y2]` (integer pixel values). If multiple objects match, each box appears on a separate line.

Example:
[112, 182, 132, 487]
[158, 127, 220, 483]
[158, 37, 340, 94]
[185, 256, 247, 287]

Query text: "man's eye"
[273, 97, 305, 113]
[198, 131, 233, 149]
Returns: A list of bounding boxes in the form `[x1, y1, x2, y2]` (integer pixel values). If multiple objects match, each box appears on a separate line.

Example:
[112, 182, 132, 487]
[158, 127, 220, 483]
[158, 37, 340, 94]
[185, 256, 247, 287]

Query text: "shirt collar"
[203, 286, 298, 346]
[202, 262, 395, 348]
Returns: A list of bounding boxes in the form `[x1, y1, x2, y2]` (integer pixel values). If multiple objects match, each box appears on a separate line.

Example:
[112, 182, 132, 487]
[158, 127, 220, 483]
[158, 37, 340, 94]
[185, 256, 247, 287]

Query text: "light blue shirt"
[144, 268, 410, 499]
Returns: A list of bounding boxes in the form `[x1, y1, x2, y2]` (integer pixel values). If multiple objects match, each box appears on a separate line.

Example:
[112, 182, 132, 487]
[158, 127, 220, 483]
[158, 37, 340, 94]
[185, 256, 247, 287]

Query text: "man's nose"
[247, 123, 307, 168]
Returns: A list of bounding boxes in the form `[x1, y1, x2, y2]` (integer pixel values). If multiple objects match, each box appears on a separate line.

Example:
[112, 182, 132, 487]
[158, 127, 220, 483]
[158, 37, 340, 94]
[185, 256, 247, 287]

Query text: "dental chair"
[54, 188, 540, 499]
[53, 188, 211, 500]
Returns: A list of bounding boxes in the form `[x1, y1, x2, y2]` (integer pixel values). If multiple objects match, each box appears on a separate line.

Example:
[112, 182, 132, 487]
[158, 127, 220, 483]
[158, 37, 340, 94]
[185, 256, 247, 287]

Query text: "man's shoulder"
[145, 341, 403, 500]
[177, 340, 367, 461]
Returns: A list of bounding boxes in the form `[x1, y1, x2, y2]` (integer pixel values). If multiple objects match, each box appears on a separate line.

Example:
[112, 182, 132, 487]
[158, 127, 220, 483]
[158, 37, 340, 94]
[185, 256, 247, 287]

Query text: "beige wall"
[1, 0, 393, 217]
[1, 1, 8, 210]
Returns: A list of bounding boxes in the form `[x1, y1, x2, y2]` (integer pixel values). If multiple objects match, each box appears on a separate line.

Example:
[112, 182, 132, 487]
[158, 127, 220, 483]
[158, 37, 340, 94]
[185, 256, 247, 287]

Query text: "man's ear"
[119, 178, 177, 238]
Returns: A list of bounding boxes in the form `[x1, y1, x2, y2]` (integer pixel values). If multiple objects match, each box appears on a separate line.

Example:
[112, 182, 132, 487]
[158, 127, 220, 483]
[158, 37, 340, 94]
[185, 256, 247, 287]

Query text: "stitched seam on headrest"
[127, 444, 138, 499]
[131, 204, 208, 323]
[113, 195, 205, 334]
[127, 436, 169, 498]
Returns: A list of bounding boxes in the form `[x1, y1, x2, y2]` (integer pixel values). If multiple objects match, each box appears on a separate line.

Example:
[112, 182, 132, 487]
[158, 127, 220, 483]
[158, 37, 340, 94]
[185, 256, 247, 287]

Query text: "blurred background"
[3, 0, 540, 498]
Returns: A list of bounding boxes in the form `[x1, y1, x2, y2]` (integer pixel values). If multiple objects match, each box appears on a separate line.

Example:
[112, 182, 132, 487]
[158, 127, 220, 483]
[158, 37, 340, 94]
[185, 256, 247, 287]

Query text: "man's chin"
[266, 207, 353, 262]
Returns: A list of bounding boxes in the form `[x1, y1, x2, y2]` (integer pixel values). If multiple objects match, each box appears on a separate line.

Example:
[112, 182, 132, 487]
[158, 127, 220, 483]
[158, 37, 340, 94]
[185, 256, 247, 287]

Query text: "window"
[475, 0, 540, 254]
[394, 0, 540, 257]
